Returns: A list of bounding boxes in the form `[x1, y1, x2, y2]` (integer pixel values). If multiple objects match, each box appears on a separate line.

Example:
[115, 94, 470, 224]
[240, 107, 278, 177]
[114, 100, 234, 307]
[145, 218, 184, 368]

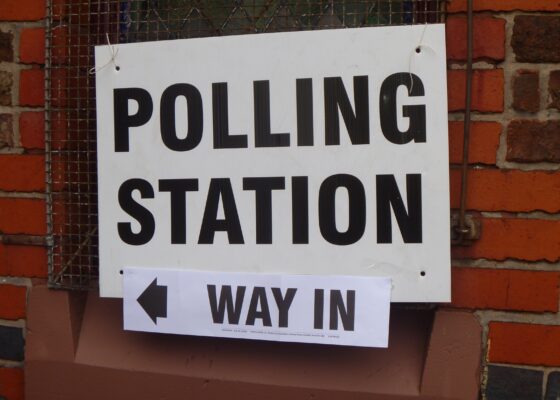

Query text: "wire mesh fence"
[46, 0, 445, 290]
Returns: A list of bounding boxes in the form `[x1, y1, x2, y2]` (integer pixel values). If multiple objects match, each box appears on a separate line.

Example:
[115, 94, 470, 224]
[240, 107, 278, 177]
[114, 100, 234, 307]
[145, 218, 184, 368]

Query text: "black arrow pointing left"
[137, 278, 167, 324]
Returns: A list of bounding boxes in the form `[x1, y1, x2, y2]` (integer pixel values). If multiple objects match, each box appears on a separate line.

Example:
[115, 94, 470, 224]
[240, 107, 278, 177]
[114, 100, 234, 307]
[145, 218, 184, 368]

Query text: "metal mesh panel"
[46, 0, 445, 290]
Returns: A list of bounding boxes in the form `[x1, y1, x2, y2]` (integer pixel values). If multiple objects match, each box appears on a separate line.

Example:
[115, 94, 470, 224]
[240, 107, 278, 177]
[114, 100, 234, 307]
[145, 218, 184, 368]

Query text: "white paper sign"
[96, 25, 450, 301]
[123, 267, 391, 347]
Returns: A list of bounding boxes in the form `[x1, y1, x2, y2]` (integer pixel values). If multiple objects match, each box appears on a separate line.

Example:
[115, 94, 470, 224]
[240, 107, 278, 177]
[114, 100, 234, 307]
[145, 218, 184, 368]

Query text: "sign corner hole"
[115, 65, 121, 72]
[119, 269, 123, 275]
[420, 270, 426, 277]
[415, 47, 421, 54]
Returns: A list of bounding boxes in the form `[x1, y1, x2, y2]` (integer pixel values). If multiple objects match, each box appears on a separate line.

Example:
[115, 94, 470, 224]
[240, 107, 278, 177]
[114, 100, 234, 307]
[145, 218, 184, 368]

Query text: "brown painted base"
[25, 286, 481, 399]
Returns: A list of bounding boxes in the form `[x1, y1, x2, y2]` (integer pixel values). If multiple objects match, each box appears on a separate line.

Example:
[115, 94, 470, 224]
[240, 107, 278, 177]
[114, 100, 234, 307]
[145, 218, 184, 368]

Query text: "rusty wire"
[453, 0, 473, 245]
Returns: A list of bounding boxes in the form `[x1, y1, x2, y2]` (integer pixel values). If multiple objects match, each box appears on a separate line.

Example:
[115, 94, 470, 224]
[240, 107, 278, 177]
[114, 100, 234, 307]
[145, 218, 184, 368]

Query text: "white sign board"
[96, 25, 450, 301]
[124, 268, 391, 347]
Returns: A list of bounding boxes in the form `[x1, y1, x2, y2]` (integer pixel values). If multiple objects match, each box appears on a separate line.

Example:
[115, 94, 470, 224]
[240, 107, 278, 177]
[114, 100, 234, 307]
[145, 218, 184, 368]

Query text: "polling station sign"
[95, 25, 450, 301]
[123, 268, 391, 347]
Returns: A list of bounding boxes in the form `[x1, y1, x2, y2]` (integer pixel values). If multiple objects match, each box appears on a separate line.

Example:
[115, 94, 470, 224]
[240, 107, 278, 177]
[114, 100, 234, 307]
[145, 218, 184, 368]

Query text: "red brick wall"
[447, 0, 560, 398]
[0, 0, 559, 399]
[0, 1, 46, 399]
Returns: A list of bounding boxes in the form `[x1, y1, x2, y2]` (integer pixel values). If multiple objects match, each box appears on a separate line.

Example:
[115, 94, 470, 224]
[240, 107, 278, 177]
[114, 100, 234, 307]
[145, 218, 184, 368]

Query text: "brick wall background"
[0, 1, 46, 399]
[0, 0, 558, 399]
[446, 1, 560, 399]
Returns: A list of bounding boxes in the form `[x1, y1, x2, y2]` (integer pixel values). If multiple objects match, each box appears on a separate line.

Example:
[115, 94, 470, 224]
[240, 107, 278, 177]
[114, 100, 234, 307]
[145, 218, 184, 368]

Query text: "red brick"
[0, 114, 13, 148]
[51, 0, 66, 18]
[0, 243, 47, 278]
[0, 70, 13, 106]
[0, 0, 45, 21]
[0, 367, 24, 400]
[50, 111, 67, 150]
[448, 0, 560, 12]
[19, 27, 45, 64]
[452, 268, 560, 312]
[51, 198, 67, 230]
[507, 120, 560, 163]
[450, 169, 560, 212]
[548, 70, 560, 110]
[449, 121, 501, 165]
[0, 284, 26, 320]
[49, 67, 66, 108]
[446, 16, 505, 62]
[452, 218, 560, 262]
[0, 30, 13, 62]
[0, 198, 46, 235]
[0, 155, 44, 191]
[51, 25, 68, 65]
[19, 111, 44, 149]
[512, 70, 539, 113]
[49, 154, 67, 192]
[512, 16, 560, 63]
[448, 69, 504, 113]
[488, 322, 560, 366]
[19, 69, 44, 107]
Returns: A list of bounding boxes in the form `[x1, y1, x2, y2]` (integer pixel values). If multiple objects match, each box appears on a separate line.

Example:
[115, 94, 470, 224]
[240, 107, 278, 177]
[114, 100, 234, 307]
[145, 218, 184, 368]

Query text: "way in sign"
[207, 285, 354, 331]
[123, 268, 392, 348]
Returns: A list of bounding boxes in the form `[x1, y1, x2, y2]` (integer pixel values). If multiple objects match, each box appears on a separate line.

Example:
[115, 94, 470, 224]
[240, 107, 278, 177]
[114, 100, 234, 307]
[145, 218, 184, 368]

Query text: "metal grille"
[46, 0, 445, 290]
